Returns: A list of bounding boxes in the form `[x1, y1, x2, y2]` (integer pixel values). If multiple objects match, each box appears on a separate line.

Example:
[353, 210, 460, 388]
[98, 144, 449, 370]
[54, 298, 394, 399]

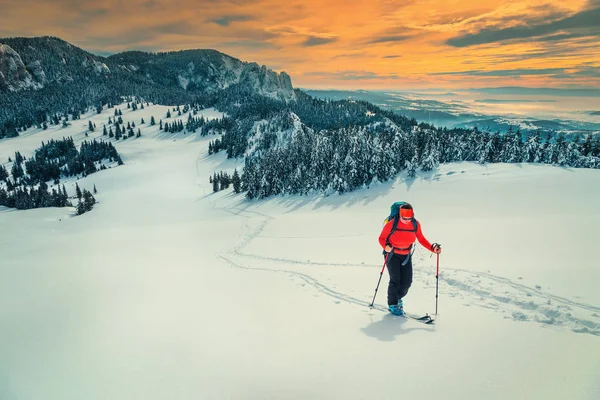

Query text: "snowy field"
[1, 103, 599, 400]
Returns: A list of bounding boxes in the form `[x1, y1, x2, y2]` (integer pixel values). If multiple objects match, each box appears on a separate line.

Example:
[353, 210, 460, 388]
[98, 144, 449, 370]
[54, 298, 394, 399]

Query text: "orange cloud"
[0, 0, 598, 89]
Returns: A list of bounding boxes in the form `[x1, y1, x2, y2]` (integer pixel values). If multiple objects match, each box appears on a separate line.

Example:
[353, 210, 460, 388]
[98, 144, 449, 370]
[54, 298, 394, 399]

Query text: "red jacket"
[378, 218, 433, 255]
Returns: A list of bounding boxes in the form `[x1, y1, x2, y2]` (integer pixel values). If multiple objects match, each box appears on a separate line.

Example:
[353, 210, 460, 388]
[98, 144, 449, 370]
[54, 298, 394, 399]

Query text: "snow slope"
[1, 103, 599, 400]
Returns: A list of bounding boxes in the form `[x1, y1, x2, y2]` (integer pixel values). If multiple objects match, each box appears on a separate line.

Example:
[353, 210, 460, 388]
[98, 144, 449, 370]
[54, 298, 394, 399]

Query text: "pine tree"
[592, 136, 600, 157]
[581, 134, 594, 156]
[406, 155, 417, 178]
[83, 189, 96, 212]
[15, 151, 24, 164]
[150, 116, 156, 126]
[522, 131, 540, 163]
[232, 169, 241, 193]
[212, 173, 219, 192]
[76, 199, 86, 215]
[75, 183, 82, 200]
[11, 162, 24, 180]
[103, 125, 107, 136]
[93, 184, 97, 194]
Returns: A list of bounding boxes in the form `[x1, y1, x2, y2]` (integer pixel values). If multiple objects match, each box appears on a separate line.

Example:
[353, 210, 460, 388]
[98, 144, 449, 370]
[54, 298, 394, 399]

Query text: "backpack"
[384, 201, 418, 247]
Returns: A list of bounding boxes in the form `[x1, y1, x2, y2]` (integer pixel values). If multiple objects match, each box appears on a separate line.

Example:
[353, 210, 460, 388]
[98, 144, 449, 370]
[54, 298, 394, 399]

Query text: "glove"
[431, 243, 442, 254]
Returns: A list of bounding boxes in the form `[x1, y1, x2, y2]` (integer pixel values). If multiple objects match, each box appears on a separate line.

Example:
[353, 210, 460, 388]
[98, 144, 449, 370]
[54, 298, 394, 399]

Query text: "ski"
[369, 305, 435, 324]
[403, 313, 434, 324]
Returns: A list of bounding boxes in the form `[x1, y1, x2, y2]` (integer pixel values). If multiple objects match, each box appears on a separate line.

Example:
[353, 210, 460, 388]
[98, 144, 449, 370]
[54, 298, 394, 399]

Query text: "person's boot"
[388, 304, 404, 316]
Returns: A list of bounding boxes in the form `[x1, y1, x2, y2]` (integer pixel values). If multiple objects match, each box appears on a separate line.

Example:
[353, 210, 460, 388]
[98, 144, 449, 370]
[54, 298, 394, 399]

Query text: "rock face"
[0, 36, 295, 101]
[108, 49, 295, 101]
[238, 62, 294, 101]
[0, 44, 42, 91]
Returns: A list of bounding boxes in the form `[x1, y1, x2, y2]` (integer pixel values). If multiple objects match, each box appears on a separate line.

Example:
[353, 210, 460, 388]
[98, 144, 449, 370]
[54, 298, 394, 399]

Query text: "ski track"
[203, 164, 600, 336]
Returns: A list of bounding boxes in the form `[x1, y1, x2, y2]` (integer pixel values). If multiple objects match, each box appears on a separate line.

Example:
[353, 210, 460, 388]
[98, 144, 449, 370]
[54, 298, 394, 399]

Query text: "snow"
[177, 75, 189, 90]
[1, 103, 599, 400]
[93, 60, 110, 74]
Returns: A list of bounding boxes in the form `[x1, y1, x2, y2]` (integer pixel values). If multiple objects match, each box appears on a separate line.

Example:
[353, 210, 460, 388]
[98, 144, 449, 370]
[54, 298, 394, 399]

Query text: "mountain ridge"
[0, 36, 294, 101]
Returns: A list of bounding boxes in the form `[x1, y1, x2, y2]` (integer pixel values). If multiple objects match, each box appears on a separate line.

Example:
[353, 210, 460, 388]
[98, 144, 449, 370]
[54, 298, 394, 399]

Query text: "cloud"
[431, 66, 600, 80]
[536, 29, 600, 42]
[83, 21, 200, 47]
[468, 42, 600, 63]
[432, 68, 567, 76]
[368, 35, 412, 44]
[302, 36, 337, 46]
[207, 14, 254, 26]
[557, 67, 600, 78]
[304, 70, 399, 80]
[141, 0, 159, 8]
[383, 55, 402, 58]
[332, 52, 369, 59]
[446, 6, 600, 47]
[220, 39, 279, 50]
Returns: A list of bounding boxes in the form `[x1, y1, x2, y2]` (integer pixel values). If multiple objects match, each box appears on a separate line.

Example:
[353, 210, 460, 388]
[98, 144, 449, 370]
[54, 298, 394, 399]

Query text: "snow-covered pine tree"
[212, 173, 219, 192]
[232, 169, 242, 193]
[406, 155, 417, 178]
[522, 131, 540, 163]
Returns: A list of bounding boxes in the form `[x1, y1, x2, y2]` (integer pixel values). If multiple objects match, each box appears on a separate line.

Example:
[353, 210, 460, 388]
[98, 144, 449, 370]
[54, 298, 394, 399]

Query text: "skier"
[378, 203, 441, 316]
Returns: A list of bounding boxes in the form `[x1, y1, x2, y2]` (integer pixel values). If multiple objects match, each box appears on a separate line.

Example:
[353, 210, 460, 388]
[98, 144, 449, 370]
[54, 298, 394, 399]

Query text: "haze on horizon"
[1, 0, 599, 91]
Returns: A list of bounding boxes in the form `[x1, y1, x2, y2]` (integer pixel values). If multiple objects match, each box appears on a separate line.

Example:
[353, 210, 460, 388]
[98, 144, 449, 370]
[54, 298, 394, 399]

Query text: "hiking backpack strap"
[385, 219, 419, 266]
[386, 217, 418, 244]
[385, 215, 399, 246]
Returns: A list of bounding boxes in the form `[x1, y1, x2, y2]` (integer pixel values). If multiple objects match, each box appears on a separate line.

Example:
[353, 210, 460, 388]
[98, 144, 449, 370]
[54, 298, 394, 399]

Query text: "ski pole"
[369, 252, 390, 307]
[435, 252, 440, 315]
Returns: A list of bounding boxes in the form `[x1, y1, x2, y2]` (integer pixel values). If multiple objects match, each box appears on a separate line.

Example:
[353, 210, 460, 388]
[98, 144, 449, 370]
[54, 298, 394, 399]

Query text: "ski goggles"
[399, 208, 414, 219]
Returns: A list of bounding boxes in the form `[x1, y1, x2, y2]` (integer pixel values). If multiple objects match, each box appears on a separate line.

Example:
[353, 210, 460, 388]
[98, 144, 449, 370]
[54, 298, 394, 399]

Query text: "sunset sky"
[1, 0, 599, 90]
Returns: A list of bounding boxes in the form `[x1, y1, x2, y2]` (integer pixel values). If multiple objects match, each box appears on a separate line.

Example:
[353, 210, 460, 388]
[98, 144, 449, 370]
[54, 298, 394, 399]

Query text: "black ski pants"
[385, 253, 413, 306]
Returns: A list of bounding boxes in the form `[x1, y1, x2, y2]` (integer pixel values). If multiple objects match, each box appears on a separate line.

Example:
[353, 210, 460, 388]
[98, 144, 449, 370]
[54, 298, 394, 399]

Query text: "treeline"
[238, 114, 600, 199]
[210, 170, 241, 193]
[0, 137, 116, 212]
[0, 182, 71, 209]
[0, 181, 97, 213]
[13, 137, 123, 186]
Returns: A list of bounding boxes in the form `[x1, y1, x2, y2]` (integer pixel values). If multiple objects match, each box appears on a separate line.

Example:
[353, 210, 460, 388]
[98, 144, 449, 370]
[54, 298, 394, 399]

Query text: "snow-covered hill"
[1, 103, 599, 400]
